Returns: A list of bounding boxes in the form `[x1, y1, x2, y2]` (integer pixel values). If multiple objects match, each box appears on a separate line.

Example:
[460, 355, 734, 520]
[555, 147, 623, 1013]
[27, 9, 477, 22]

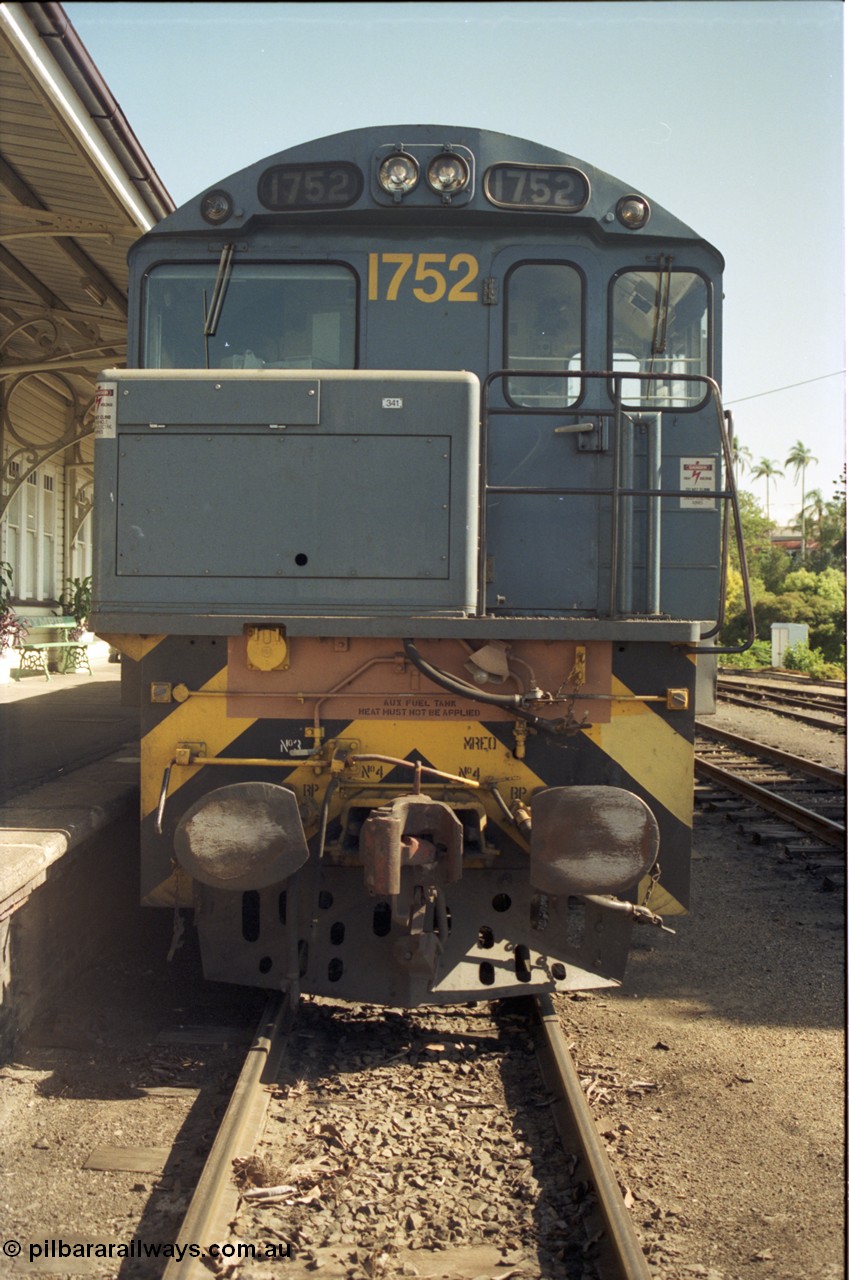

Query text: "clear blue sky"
[65, 0, 845, 527]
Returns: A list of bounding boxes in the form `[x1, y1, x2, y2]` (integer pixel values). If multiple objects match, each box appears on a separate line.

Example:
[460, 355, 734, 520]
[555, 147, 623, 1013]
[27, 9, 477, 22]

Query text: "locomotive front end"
[93, 367, 693, 1005]
[93, 124, 743, 1007]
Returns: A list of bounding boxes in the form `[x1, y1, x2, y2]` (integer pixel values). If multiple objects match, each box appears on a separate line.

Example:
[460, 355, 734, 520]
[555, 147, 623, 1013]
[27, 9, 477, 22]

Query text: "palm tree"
[785, 440, 819, 561]
[751, 457, 783, 522]
[792, 488, 826, 560]
[799, 487, 825, 528]
[731, 439, 752, 487]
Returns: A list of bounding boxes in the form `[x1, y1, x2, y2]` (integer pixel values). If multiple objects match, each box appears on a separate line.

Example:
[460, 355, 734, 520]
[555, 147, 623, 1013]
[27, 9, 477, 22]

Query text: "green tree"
[730, 490, 790, 588]
[729, 491, 771, 570]
[796, 488, 826, 539]
[723, 492, 785, 647]
[785, 440, 819, 561]
[756, 566, 846, 661]
[751, 457, 783, 521]
[807, 469, 847, 573]
[722, 476, 845, 674]
[731, 439, 752, 487]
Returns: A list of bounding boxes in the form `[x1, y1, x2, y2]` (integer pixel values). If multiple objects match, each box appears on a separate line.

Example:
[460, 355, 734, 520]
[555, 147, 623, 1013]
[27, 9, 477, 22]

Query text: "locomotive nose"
[174, 781, 309, 891]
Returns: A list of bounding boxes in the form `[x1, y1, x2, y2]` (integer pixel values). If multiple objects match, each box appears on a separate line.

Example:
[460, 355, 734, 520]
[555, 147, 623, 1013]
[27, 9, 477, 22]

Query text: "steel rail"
[532, 994, 652, 1280]
[717, 679, 846, 713]
[715, 687, 846, 733]
[717, 690, 838, 713]
[718, 668, 845, 691]
[694, 755, 845, 847]
[717, 691, 845, 732]
[162, 992, 292, 1280]
[695, 721, 847, 786]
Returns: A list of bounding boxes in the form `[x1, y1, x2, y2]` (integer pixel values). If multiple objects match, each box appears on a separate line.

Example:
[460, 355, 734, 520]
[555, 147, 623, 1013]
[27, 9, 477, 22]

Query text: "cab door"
[484, 249, 609, 614]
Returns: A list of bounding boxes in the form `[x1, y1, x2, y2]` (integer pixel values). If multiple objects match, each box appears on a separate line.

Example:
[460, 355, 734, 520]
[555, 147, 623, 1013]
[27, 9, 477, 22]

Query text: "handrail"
[480, 369, 756, 654]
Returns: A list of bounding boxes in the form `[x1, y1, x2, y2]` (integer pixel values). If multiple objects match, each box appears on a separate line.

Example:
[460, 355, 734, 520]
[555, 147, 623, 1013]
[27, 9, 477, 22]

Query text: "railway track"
[167, 994, 651, 1280]
[718, 668, 845, 689]
[532, 995, 651, 1280]
[694, 722, 846, 884]
[161, 993, 293, 1280]
[716, 677, 846, 731]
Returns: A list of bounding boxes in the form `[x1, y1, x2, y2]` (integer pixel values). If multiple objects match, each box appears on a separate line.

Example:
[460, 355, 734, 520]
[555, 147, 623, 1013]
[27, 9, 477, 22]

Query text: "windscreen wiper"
[203, 243, 235, 366]
[651, 254, 673, 356]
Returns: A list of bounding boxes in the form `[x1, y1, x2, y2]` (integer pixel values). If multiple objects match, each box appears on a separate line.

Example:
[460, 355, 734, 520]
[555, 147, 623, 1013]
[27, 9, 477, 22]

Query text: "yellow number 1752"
[367, 252, 479, 303]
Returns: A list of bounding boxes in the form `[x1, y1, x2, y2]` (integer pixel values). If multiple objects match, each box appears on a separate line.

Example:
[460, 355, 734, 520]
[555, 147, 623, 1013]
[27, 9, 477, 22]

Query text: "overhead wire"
[725, 371, 844, 406]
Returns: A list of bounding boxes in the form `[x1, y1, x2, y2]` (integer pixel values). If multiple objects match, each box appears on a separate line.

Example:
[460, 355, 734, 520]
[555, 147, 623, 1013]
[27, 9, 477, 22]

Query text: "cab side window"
[611, 268, 708, 408]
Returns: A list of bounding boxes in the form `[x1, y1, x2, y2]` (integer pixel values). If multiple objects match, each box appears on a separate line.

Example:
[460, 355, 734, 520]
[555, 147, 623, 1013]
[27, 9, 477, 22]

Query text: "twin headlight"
[377, 150, 471, 200]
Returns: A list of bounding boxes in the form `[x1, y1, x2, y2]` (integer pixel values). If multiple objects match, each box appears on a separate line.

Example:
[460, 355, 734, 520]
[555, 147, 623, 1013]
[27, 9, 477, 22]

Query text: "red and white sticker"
[94, 381, 117, 439]
[680, 456, 717, 509]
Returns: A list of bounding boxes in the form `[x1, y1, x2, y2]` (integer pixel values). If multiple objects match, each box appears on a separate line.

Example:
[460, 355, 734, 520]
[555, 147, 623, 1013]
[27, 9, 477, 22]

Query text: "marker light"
[616, 195, 651, 230]
[426, 152, 469, 195]
[200, 189, 234, 225]
[378, 153, 419, 197]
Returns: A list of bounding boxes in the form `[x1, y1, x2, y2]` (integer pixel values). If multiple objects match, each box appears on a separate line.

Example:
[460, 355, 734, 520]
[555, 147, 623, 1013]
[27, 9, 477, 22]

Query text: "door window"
[504, 263, 583, 407]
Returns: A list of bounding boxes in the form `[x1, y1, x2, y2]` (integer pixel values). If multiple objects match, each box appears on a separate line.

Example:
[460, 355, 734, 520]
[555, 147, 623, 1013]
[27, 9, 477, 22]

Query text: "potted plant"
[58, 575, 93, 640]
[0, 561, 27, 683]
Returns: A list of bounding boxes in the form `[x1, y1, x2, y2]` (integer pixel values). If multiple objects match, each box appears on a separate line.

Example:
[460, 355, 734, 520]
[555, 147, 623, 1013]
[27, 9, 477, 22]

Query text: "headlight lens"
[200, 189, 234, 224]
[378, 153, 419, 196]
[616, 195, 650, 229]
[426, 153, 469, 195]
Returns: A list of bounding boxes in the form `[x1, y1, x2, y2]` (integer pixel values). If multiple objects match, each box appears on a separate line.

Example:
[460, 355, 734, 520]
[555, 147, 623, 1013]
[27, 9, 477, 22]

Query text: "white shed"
[771, 622, 809, 667]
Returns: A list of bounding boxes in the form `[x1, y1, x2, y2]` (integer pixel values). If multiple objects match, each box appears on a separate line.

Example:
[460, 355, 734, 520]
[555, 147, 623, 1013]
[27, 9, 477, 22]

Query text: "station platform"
[0, 650, 141, 1055]
[0, 647, 138, 802]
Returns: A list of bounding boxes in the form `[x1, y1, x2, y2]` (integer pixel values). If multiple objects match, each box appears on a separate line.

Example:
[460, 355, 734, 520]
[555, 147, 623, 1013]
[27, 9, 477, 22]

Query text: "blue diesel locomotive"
[92, 125, 747, 1006]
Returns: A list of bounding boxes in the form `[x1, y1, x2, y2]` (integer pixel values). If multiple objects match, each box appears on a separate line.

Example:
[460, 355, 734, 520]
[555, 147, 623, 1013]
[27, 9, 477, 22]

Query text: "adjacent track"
[716, 677, 846, 731]
[718, 668, 845, 689]
[694, 722, 846, 848]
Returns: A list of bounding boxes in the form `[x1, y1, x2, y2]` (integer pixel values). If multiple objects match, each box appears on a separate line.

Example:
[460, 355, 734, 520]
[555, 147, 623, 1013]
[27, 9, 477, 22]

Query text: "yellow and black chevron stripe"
[135, 635, 695, 916]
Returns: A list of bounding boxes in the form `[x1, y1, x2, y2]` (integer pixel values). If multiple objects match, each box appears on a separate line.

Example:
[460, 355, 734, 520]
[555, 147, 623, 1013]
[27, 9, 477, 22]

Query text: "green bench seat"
[15, 617, 92, 681]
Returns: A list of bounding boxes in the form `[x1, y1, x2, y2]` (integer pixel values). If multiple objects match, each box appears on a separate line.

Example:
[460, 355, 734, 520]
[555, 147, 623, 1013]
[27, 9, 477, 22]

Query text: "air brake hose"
[402, 639, 569, 741]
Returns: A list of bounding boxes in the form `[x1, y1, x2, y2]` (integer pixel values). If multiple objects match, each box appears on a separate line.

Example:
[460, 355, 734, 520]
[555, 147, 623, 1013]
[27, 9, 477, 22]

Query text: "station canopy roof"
[0, 1, 173, 493]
